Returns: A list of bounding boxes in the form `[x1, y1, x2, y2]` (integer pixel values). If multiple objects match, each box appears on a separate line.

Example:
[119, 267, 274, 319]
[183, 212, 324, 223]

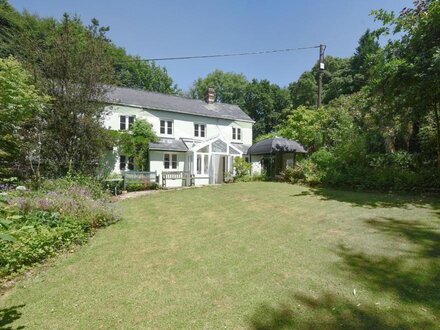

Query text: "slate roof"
[105, 86, 254, 122]
[149, 138, 188, 152]
[247, 137, 307, 155]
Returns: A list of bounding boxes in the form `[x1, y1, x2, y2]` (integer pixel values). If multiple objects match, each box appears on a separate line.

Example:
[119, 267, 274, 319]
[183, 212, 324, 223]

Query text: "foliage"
[110, 46, 178, 94]
[25, 14, 116, 177]
[125, 182, 159, 192]
[189, 72, 290, 139]
[370, 0, 440, 172]
[118, 119, 158, 171]
[0, 3, 178, 180]
[0, 57, 49, 178]
[243, 79, 290, 138]
[233, 157, 251, 179]
[0, 177, 119, 277]
[288, 71, 317, 109]
[189, 69, 248, 106]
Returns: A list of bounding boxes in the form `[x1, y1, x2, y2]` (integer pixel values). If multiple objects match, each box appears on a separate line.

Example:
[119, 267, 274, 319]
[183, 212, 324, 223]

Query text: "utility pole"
[317, 44, 326, 108]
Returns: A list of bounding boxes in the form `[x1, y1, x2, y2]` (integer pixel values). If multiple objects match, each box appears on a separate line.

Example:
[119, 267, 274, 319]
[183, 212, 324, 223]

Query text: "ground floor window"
[119, 155, 134, 171]
[164, 153, 178, 169]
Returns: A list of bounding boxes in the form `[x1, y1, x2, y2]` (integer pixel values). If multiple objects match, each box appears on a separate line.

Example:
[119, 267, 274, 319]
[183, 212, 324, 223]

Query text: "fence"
[122, 171, 158, 190]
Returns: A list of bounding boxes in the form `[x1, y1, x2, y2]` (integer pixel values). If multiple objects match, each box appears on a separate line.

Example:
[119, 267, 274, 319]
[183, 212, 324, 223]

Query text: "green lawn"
[1, 182, 439, 329]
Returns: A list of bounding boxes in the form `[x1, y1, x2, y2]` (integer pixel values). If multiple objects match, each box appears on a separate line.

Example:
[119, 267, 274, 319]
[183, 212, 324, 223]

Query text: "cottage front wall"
[103, 105, 252, 146]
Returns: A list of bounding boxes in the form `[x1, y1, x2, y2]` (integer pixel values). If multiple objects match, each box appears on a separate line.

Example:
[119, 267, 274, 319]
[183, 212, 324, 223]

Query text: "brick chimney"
[205, 87, 215, 104]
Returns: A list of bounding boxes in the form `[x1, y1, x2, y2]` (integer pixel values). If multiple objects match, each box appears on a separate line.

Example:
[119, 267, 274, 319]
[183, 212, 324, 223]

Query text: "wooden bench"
[162, 171, 194, 188]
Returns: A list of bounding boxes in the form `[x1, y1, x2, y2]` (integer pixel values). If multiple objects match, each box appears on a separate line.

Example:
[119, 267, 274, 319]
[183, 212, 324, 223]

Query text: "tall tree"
[243, 79, 290, 138]
[189, 70, 248, 106]
[350, 29, 380, 92]
[30, 14, 115, 176]
[0, 57, 48, 178]
[372, 0, 440, 171]
[288, 72, 317, 109]
[110, 46, 178, 94]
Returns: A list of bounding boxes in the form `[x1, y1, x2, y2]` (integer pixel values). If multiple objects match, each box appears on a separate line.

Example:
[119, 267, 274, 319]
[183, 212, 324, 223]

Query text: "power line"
[121, 45, 321, 62]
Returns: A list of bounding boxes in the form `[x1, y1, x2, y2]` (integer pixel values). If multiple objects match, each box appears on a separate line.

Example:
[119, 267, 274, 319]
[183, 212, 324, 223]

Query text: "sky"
[10, 0, 413, 92]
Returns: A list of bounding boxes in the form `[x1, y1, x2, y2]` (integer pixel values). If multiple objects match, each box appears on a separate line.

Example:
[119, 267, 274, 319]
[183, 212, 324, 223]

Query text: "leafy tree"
[30, 14, 115, 176]
[243, 79, 290, 139]
[288, 72, 317, 109]
[110, 46, 178, 94]
[118, 120, 157, 171]
[371, 0, 440, 171]
[350, 29, 380, 92]
[189, 70, 248, 106]
[0, 57, 48, 178]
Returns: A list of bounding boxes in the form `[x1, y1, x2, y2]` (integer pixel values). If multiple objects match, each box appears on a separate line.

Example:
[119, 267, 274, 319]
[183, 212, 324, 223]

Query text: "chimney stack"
[205, 88, 215, 104]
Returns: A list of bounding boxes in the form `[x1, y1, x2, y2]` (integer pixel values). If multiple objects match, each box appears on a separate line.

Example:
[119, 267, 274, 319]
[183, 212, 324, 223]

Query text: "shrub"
[125, 182, 158, 192]
[0, 178, 120, 278]
[233, 157, 251, 179]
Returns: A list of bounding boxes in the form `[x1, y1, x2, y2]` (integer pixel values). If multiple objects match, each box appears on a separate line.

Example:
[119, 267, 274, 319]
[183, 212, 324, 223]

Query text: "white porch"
[149, 137, 247, 188]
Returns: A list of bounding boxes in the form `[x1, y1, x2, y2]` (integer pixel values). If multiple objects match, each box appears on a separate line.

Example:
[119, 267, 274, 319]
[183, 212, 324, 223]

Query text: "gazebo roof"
[247, 137, 307, 155]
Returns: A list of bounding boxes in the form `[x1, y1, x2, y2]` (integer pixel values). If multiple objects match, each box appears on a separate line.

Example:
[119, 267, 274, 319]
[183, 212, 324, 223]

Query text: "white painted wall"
[150, 150, 186, 188]
[103, 104, 253, 146]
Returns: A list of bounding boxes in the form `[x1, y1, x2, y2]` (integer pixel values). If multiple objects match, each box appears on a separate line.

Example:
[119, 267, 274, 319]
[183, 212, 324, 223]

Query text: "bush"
[283, 148, 440, 192]
[233, 157, 251, 179]
[0, 178, 120, 278]
[125, 182, 158, 192]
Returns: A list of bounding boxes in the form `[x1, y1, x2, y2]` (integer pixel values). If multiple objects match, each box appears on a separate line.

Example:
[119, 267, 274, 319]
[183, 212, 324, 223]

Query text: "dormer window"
[232, 127, 241, 141]
[160, 120, 173, 136]
[194, 123, 206, 138]
[120, 115, 135, 130]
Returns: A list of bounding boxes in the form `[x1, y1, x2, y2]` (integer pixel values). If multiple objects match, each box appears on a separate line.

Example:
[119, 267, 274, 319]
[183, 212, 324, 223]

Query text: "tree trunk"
[434, 103, 440, 173]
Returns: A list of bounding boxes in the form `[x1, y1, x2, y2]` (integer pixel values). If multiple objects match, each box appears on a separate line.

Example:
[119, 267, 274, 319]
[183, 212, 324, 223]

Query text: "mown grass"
[1, 182, 439, 329]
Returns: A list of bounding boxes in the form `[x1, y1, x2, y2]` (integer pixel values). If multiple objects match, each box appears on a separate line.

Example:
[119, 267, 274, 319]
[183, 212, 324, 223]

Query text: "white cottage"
[103, 87, 254, 187]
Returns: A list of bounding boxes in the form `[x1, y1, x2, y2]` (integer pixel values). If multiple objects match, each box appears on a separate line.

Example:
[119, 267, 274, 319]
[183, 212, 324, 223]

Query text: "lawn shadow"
[249, 216, 440, 329]
[250, 293, 435, 330]
[337, 217, 440, 311]
[0, 304, 25, 330]
[291, 186, 440, 210]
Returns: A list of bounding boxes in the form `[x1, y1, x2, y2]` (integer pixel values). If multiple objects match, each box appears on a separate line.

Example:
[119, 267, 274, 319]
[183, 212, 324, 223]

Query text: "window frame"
[232, 127, 242, 141]
[194, 123, 206, 138]
[163, 153, 178, 170]
[119, 115, 136, 131]
[160, 119, 174, 136]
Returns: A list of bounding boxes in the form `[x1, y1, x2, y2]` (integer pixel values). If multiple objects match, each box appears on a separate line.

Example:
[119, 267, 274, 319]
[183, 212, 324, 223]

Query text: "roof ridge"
[109, 85, 241, 108]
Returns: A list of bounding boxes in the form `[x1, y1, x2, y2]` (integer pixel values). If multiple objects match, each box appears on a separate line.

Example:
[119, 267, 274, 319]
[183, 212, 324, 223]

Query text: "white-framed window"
[196, 154, 202, 174]
[194, 123, 206, 138]
[232, 127, 241, 141]
[204, 154, 209, 174]
[119, 155, 134, 171]
[120, 115, 136, 130]
[160, 120, 173, 136]
[164, 153, 178, 170]
[196, 154, 209, 175]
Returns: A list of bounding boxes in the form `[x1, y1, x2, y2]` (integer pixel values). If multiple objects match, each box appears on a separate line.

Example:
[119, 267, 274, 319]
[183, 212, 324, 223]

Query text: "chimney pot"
[205, 88, 215, 104]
